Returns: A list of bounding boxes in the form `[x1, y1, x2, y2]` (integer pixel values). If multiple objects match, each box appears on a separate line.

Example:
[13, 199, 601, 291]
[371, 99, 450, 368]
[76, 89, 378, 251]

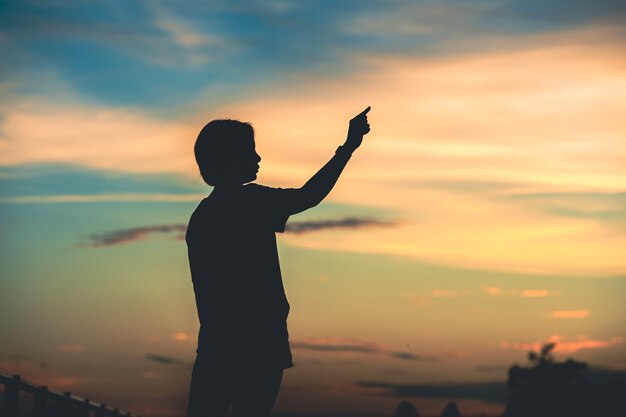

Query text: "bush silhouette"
[439, 401, 461, 417]
[503, 343, 625, 417]
[394, 400, 420, 417]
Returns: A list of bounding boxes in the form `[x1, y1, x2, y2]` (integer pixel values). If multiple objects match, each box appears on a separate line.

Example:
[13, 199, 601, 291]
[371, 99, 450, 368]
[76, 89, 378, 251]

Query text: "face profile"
[227, 133, 261, 185]
[194, 119, 261, 187]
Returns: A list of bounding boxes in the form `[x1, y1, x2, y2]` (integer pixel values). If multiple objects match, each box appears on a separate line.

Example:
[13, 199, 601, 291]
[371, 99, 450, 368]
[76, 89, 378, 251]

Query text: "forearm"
[284, 106, 370, 214]
[299, 145, 354, 209]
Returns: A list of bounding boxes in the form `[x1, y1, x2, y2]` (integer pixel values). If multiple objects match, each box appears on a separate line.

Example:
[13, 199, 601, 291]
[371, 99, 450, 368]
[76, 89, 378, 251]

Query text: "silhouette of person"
[185, 107, 371, 417]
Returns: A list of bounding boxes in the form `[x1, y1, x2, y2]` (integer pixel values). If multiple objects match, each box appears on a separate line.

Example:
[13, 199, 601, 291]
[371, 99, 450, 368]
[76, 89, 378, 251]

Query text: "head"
[194, 119, 261, 186]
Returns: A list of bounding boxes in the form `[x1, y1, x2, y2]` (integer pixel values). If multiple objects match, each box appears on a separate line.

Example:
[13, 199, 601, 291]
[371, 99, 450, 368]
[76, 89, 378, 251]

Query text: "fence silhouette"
[1, 373, 140, 417]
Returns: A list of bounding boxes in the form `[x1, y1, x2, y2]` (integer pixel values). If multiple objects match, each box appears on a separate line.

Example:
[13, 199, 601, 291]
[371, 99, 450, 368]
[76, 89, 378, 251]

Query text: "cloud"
[291, 338, 449, 363]
[291, 338, 384, 354]
[354, 380, 508, 404]
[144, 354, 178, 364]
[6, 0, 623, 109]
[549, 310, 590, 319]
[0, 163, 205, 200]
[143, 353, 190, 367]
[172, 332, 192, 342]
[521, 289, 552, 298]
[284, 217, 395, 234]
[148, 3, 227, 67]
[3, 23, 626, 276]
[3, 193, 203, 204]
[82, 225, 187, 247]
[482, 286, 502, 296]
[484, 0, 626, 26]
[500, 335, 623, 354]
[389, 351, 438, 362]
[482, 286, 558, 297]
[502, 191, 626, 227]
[0, 102, 198, 174]
[81, 217, 395, 247]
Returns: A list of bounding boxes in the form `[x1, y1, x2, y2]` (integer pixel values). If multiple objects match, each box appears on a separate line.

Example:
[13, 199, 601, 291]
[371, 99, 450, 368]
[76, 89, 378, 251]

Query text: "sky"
[1, 1, 625, 416]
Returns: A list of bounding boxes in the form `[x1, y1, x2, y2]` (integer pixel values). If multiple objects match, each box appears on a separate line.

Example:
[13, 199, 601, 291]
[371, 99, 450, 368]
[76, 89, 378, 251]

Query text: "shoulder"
[185, 198, 210, 239]
[243, 183, 276, 199]
[190, 197, 211, 218]
[244, 183, 269, 192]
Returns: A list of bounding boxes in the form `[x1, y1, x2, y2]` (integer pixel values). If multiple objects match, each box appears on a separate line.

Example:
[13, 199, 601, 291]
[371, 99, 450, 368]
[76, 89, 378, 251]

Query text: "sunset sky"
[1, 1, 625, 416]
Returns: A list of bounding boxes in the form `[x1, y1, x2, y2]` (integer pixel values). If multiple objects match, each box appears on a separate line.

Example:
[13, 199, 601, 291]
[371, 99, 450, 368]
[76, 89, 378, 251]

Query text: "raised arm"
[285, 107, 371, 215]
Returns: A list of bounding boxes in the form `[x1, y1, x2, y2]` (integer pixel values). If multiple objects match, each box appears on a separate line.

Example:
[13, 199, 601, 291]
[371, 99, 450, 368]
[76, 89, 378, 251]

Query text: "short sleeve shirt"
[185, 183, 297, 369]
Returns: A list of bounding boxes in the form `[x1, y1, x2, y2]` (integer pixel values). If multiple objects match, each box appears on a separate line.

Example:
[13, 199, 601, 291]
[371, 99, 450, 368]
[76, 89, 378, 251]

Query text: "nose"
[255, 152, 261, 163]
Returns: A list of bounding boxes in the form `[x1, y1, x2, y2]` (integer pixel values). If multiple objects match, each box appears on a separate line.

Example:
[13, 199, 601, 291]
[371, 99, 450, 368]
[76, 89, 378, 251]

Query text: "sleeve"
[246, 184, 300, 233]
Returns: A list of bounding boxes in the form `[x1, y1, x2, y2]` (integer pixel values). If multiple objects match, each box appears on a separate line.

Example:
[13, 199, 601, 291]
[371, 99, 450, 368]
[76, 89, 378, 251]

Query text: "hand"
[345, 106, 371, 152]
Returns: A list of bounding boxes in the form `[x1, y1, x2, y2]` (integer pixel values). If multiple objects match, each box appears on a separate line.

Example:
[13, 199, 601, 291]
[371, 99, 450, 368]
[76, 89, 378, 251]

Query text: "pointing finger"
[356, 106, 371, 118]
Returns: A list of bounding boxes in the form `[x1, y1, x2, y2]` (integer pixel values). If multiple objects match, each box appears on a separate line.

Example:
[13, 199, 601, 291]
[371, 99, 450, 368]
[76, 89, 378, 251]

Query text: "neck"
[213, 183, 244, 192]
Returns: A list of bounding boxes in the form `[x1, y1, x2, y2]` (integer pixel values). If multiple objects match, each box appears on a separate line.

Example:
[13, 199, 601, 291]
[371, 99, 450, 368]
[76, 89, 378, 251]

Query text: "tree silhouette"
[439, 401, 461, 417]
[503, 343, 625, 417]
[394, 400, 420, 417]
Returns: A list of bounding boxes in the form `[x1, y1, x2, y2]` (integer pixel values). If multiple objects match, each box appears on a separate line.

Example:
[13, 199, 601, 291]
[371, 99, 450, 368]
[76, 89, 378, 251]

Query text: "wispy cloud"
[291, 338, 384, 354]
[80, 217, 396, 247]
[3, 0, 624, 108]
[0, 163, 205, 200]
[143, 353, 190, 368]
[482, 286, 559, 297]
[521, 289, 552, 298]
[2, 193, 203, 204]
[389, 351, 438, 362]
[284, 217, 395, 234]
[354, 380, 508, 404]
[482, 286, 503, 296]
[172, 332, 192, 342]
[3, 23, 626, 275]
[502, 191, 626, 227]
[82, 225, 187, 247]
[148, 3, 227, 67]
[292, 338, 447, 363]
[500, 335, 623, 354]
[549, 310, 590, 319]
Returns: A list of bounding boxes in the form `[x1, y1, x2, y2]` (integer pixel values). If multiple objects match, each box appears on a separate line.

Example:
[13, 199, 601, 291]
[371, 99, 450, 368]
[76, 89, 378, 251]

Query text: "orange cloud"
[501, 334, 623, 354]
[172, 332, 191, 341]
[521, 289, 551, 298]
[549, 310, 590, 319]
[2, 26, 625, 276]
[482, 286, 502, 296]
[0, 101, 197, 174]
[482, 287, 556, 297]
